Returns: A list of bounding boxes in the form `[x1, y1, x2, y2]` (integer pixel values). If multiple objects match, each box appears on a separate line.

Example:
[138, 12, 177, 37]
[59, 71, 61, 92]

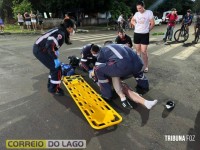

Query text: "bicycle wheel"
[174, 29, 189, 43]
[195, 30, 200, 43]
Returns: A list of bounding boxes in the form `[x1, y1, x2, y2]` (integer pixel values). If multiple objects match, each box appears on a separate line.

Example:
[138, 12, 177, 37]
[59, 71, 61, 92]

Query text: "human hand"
[55, 50, 59, 56]
[54, 59, 61, 68]
[88, 70, 94, 78]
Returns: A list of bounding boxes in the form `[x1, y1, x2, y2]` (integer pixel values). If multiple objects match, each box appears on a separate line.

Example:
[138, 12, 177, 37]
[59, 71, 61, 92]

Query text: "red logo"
[57, 34, 62, 39]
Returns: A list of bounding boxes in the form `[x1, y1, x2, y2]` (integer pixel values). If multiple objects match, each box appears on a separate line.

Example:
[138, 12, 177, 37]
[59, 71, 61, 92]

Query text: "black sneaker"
[163, 38, 166, 42]
[52, 88, 64, 96]
[121, 100, 133, 109]
[100, 95, 112, 102]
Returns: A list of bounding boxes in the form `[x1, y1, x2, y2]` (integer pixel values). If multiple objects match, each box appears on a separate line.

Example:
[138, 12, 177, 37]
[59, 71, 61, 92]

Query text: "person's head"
[104, 40, 113, 46]
[63, 19, 75, 34]
[171, 8, 176, 14]
[136, 1, 145, 13]
[60, 19, 75, 44]
[187, 9, 191, 15]
[90, 45, 100, 57]
[118, 29, 125, 39]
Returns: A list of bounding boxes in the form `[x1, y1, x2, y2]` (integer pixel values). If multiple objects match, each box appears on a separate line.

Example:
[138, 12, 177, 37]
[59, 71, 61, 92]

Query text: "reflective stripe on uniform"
[47, 36, 60, 48]
[135, 74, 145, 80]
[106, 45, 123, 59]
[35, 29, 58, 44]
[50, 80, 61, 84]
[95, 62, 105, 66]
[98, 79, 109, 83]
[81, 58, 87, 62]
[87, 57, 93, 59]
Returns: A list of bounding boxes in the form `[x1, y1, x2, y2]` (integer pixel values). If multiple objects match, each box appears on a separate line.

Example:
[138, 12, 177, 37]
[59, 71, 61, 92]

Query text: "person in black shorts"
[131, 1, 155, 73]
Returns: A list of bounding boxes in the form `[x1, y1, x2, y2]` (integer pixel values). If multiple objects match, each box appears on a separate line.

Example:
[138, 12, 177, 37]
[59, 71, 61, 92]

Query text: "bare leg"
[112, 77, 126, 101]
[134, 44, 141, 56]
[121, 82, 157, 109]
[112, 77, 132, 109]
[141, 44, 148, 71]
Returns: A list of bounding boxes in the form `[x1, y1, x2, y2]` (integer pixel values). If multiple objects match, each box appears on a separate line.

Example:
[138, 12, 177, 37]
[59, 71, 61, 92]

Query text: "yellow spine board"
[62, 75, 122, 129]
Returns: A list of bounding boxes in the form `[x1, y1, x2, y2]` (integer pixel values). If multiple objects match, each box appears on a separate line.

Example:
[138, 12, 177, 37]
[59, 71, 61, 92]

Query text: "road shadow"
[187, 111, 200, 150]
[162, 107, 175, 118]
[161, 99, 177, 118]
[134, 104, 150, 126]
[150, 40, 160, 44]
[164, 41, 178, 45]
[182, 42, 194, 47]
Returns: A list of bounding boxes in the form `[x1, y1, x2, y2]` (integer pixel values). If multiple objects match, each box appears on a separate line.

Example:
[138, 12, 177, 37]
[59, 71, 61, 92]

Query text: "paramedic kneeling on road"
[91, 42, 149, 109]
[33, 19, 75, 96]
[79, 44, 97, 72]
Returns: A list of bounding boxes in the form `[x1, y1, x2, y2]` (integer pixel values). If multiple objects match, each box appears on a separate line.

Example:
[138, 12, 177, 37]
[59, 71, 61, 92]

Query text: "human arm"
[149, 18, 155, 31]
[126, 35, 133, 48]
[149, 11, 155, 31]
[45, 33, 64, 67]
[131, 15, 136, 27]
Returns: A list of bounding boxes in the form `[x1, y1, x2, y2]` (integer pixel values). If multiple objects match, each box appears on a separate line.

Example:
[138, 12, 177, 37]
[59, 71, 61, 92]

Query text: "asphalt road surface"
[0, 24, 200, 150]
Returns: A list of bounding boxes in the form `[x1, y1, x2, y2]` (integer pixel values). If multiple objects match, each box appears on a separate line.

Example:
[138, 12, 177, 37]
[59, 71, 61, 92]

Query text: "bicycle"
[107, 19, 118, 30]
[163, 26, 172, 42]
[193, 25, 200, 44]
[174, 23, 189, 43]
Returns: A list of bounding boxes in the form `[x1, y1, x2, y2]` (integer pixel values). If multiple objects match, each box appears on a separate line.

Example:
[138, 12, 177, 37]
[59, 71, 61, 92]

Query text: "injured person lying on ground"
[112, 77, 158, 110]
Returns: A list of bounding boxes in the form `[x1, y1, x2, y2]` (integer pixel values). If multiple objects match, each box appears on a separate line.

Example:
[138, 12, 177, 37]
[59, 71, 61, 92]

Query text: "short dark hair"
[171, 8, 176, 11]
[63, 19, 74, 28]
[136, 1, 145, 7]
[91, 45, 100, 53]
[118, 28, 125, 33]
[104, 41, 113, 46]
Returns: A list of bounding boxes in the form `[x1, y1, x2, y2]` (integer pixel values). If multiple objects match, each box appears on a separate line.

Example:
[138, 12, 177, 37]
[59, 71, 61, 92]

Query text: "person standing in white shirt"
[117, 13, 125, 29]
[131, 1, 155, 73]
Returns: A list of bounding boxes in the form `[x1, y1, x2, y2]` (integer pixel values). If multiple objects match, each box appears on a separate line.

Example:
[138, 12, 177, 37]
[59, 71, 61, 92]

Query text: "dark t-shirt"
[115, 34, 133, 48]
[24, 14, 31, 21]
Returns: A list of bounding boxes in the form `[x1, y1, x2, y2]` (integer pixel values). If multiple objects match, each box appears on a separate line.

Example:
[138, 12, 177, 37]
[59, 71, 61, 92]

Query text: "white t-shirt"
[117, 15, 123, 22]
[133, 10, 154, 34]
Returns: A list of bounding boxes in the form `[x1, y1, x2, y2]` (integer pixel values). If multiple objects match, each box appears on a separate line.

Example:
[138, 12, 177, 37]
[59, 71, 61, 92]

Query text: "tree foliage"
[12, 0, 32, 17]
[0, 0, 196, 21]
[156, 0, 194, 15]
[110, 1, 131, 20]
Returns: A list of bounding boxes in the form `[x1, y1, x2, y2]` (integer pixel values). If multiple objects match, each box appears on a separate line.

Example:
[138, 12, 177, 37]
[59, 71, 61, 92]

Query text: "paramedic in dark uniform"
[79, 44, 97, 72]
[115, 29, 133, 48]
[33, 19, 75, 96]
[91, 42, 149, 109]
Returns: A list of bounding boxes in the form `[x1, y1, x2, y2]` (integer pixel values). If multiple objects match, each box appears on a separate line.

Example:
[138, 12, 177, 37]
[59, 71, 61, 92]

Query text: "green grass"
[3, 24, 41, 34]
[152, 32, 165, 36]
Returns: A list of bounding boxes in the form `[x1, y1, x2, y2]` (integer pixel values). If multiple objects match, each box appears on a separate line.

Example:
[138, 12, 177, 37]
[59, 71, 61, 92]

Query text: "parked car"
[162, 11, 171, 23]
[154, 16, 162, 26]
[162, 11, 183, 24]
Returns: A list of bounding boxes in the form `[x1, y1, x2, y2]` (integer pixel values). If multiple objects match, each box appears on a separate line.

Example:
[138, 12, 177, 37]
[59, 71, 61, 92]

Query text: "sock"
[120, 97, 126, 102]
[144, 100, 158, 109]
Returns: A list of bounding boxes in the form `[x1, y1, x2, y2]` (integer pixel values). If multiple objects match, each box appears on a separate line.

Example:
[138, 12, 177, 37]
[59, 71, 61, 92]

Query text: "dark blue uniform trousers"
[95, 59, 149, 98]
[33, 44, 62, 93]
